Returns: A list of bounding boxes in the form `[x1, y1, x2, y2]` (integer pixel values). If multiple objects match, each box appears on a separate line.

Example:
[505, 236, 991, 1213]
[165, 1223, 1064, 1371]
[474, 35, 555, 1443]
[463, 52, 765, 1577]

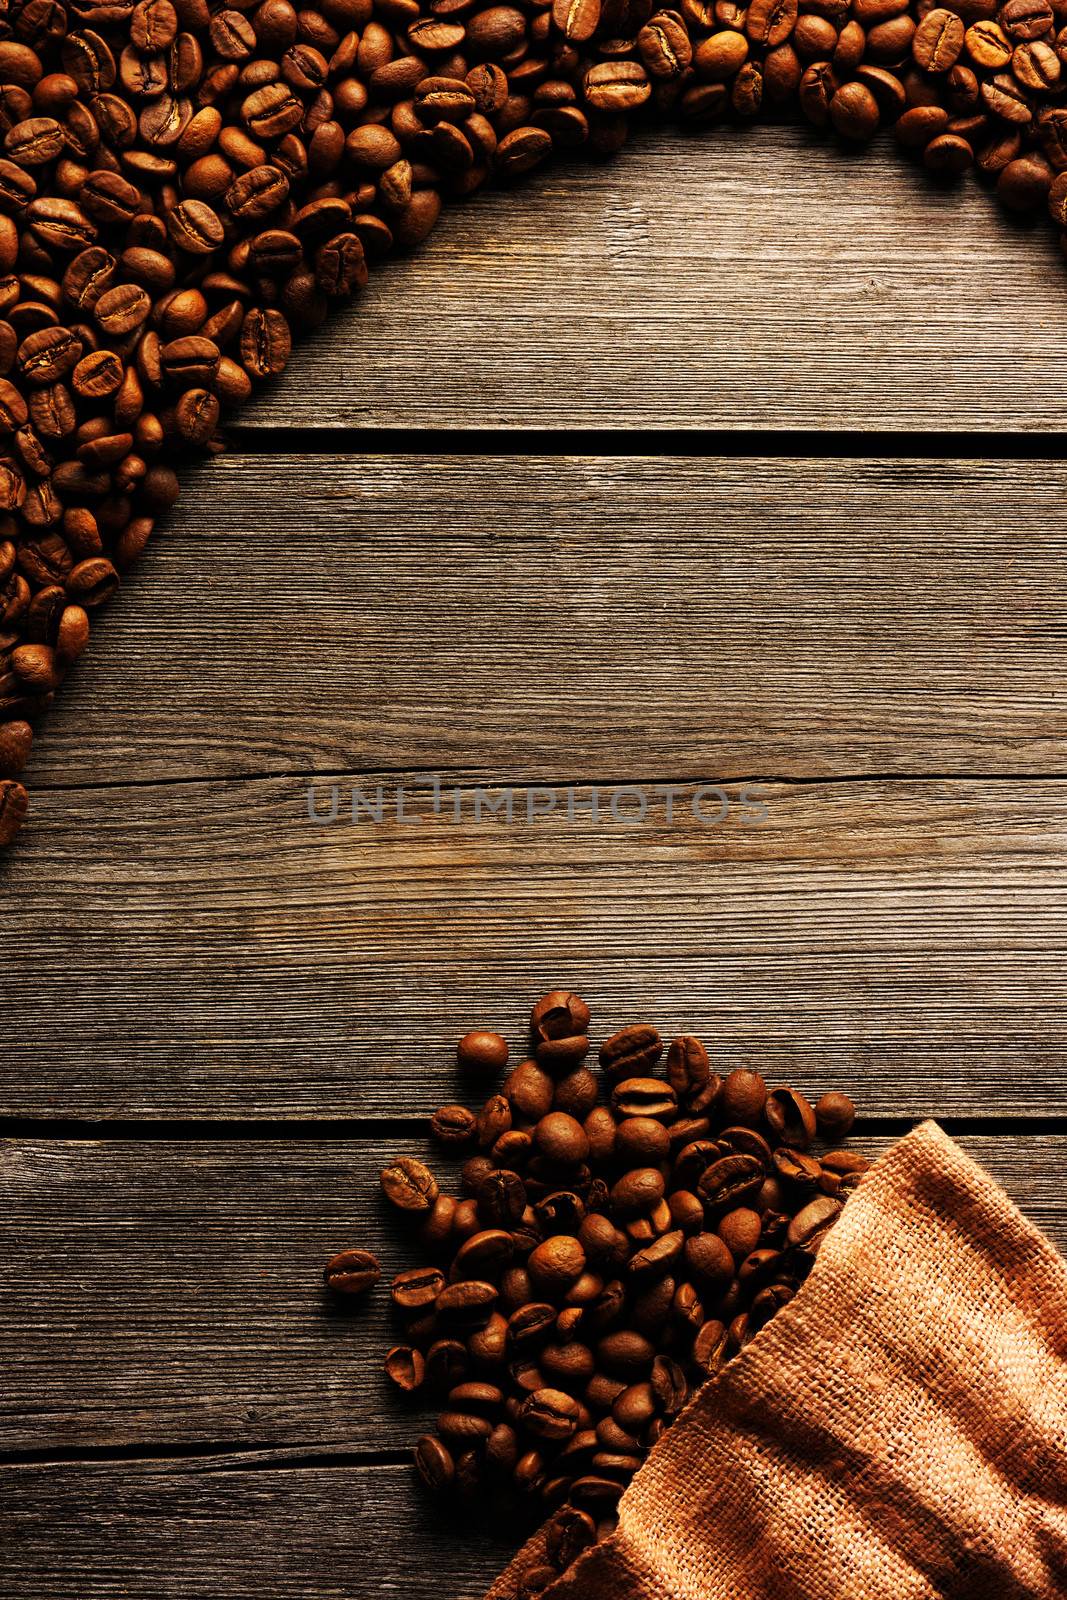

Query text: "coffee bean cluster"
[3, 0, 1065, 848]
[329, 991, 866, 1590]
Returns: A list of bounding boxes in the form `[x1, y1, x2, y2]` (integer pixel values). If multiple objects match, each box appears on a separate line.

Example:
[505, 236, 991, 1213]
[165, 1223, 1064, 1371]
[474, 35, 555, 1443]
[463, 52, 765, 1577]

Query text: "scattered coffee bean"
[323, 1247, 381, 1297]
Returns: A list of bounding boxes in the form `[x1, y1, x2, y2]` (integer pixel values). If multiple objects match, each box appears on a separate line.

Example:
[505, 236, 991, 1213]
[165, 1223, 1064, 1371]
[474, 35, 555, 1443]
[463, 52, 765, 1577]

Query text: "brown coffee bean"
[436, 1279, 499, 1328]
[599, 1024, 664, 1081]
[240, 307, 292, 378]
[554, 0, 602, 40]
[456, 1028, 509, 1074]
[913, 7, 965, 68]
[391, 1265, 446, 1312]
[699, 1153, 765, 1212]
[683, 1230, 735, 1287]
[786, 1195, 844, 1251]
[414, 1434, 455, 1491]
[895, 102, 951, 147]
[997, 151, 1053, 208]
[1050, 169, 1067, 223]
[0, 721, 32, 777]
[535, 1111, 590, 1165]
[66, 557, 119, 608]
[765, 1088, 817, 1149]
[431, 1103, 478, 1146]
[385, 1345, 426, 1391]
[831, 80, 880, 138]
[609, 1166, 666, 1219]
[981, 70, 1033, 120]
[454, 1228, 516, 1278]
[694, 28, 750, 77]
[610, 1077, 677, 1120]
[1014, 39, 1061, 89]
[528, 1234, 586, 1295]
[584, 60, 653, 109]
[323, 1247, 380, 1296]
[664, 1035, 713, 1099]
[719, 1068, 767, 1124]
[381, 1156, 440, 1213]
[521, 1386, 581, 1440]
[747, 0, 799, 44]
[815, 1091, 856, 1139]
[924, 130, 976, 172]
[1000, 0, 1053, 40]
[174, 388, 220, 446]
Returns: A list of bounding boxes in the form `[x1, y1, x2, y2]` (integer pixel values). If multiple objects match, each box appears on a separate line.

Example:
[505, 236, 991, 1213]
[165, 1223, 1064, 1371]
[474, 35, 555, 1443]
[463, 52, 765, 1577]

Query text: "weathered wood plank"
[0, 1138, 1062, 1457]
[229, 132, 1067, 432]
[19, 455, 1067, 790]
[2, 777, 1065, 1117]
[0, 1458, 515, 1600]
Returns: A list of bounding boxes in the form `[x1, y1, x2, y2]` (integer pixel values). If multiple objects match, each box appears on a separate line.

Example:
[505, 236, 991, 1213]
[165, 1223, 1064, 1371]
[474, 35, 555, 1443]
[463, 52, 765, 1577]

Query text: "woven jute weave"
[487, 1121, 1067, 1600]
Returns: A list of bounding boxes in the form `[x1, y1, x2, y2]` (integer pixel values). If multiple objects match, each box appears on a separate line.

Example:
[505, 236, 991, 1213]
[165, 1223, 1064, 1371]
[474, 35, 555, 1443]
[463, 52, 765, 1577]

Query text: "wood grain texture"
[0, 1137, 1062, 1456]
[18, 456, 1067, 790]
[1, 777, 1065, 1115]
[1, 1458, 516, 1600]
[228, 129, 1067, 432]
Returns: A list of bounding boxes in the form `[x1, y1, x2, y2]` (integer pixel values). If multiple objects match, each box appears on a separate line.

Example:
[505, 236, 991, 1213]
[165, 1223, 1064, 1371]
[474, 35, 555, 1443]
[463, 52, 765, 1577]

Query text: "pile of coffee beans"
[3, 0, 1065, 847]
[326, 991, 867, 1591]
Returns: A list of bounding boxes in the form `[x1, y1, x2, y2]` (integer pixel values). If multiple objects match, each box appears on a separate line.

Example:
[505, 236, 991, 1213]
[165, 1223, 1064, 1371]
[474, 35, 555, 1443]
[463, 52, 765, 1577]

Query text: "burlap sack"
[487, 1121, 1067, 1600]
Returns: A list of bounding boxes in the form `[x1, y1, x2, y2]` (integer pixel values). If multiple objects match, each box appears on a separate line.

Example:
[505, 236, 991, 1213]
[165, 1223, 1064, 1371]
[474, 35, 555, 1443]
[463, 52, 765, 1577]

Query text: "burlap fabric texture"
[487, 1121, 1067, 1600]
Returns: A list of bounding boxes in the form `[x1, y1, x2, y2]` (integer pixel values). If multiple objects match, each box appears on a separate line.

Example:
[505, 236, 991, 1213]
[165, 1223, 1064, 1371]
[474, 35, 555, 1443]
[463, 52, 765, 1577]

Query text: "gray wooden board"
[228, 130, 1067, 432]
[0, 1136, 1062, 1455]
[17, 455, 1067, 790]
[1, 777, 1066, 1115]
[1, 1458, 516, 1600]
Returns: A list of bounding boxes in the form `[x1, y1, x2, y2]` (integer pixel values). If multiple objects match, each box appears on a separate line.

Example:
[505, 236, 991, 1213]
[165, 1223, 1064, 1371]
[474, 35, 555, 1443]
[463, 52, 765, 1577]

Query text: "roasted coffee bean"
[786, 1195, 844, 1251]
[599, 1024, 663, 1080]
[385, 1344, 426, 1391]
[914, 7, 965, 69]
[431, 1102, 478, 1146]
[477, 1093, 512, 1149]
[381, 1156, 439, 1213]
[504, 1059, 555, 1120]
[535, 1111, 590, 1165]
[528, 1234, 586, 1295]
[615, 1115, 671, 1164]
[610, 1077, 677, 1120]
[814, 1091, 856, 1140]
[773, 1148, 823, 1188]
[665, 1034, 713, 1098]
[609, 1166, 666, 1218]
[719, 1069, 767, 1124]
[454, 1228, 515, 1278]
[414, 1434, 455, 1491]
[698, 1153, 765, 1212]
[531, 991, 591, 1063]
[425, 1338, 468, 1389]
[323, 1247, 380, 1296]
[391, 1265, 446, 1311]
[521, 1386, 581, 1440]
[436, 1279, 499, 1329]
[479, 1169, 527, 1228]
[765, 1087, 818, 1149]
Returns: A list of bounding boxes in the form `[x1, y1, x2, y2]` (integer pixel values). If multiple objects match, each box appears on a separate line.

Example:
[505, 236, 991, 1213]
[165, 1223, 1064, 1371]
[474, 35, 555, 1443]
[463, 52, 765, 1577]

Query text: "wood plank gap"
[222, 428, 1067, 458]
[0, 1443, 410, 1472]
[27, 768, 1067, 799]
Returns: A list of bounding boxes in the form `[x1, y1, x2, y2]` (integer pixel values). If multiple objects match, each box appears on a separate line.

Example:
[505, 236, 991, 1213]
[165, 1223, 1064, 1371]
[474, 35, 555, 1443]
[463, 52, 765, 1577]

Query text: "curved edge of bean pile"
[324, 990, 867, 1594]
[2, 0, 1066, 849]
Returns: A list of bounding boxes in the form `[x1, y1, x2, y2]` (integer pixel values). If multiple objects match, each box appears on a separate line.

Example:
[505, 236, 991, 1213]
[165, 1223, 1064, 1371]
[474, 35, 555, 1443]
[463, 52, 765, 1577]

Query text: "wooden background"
[1, 120, 1066, 1596]
[236, 128, 1067, 432]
